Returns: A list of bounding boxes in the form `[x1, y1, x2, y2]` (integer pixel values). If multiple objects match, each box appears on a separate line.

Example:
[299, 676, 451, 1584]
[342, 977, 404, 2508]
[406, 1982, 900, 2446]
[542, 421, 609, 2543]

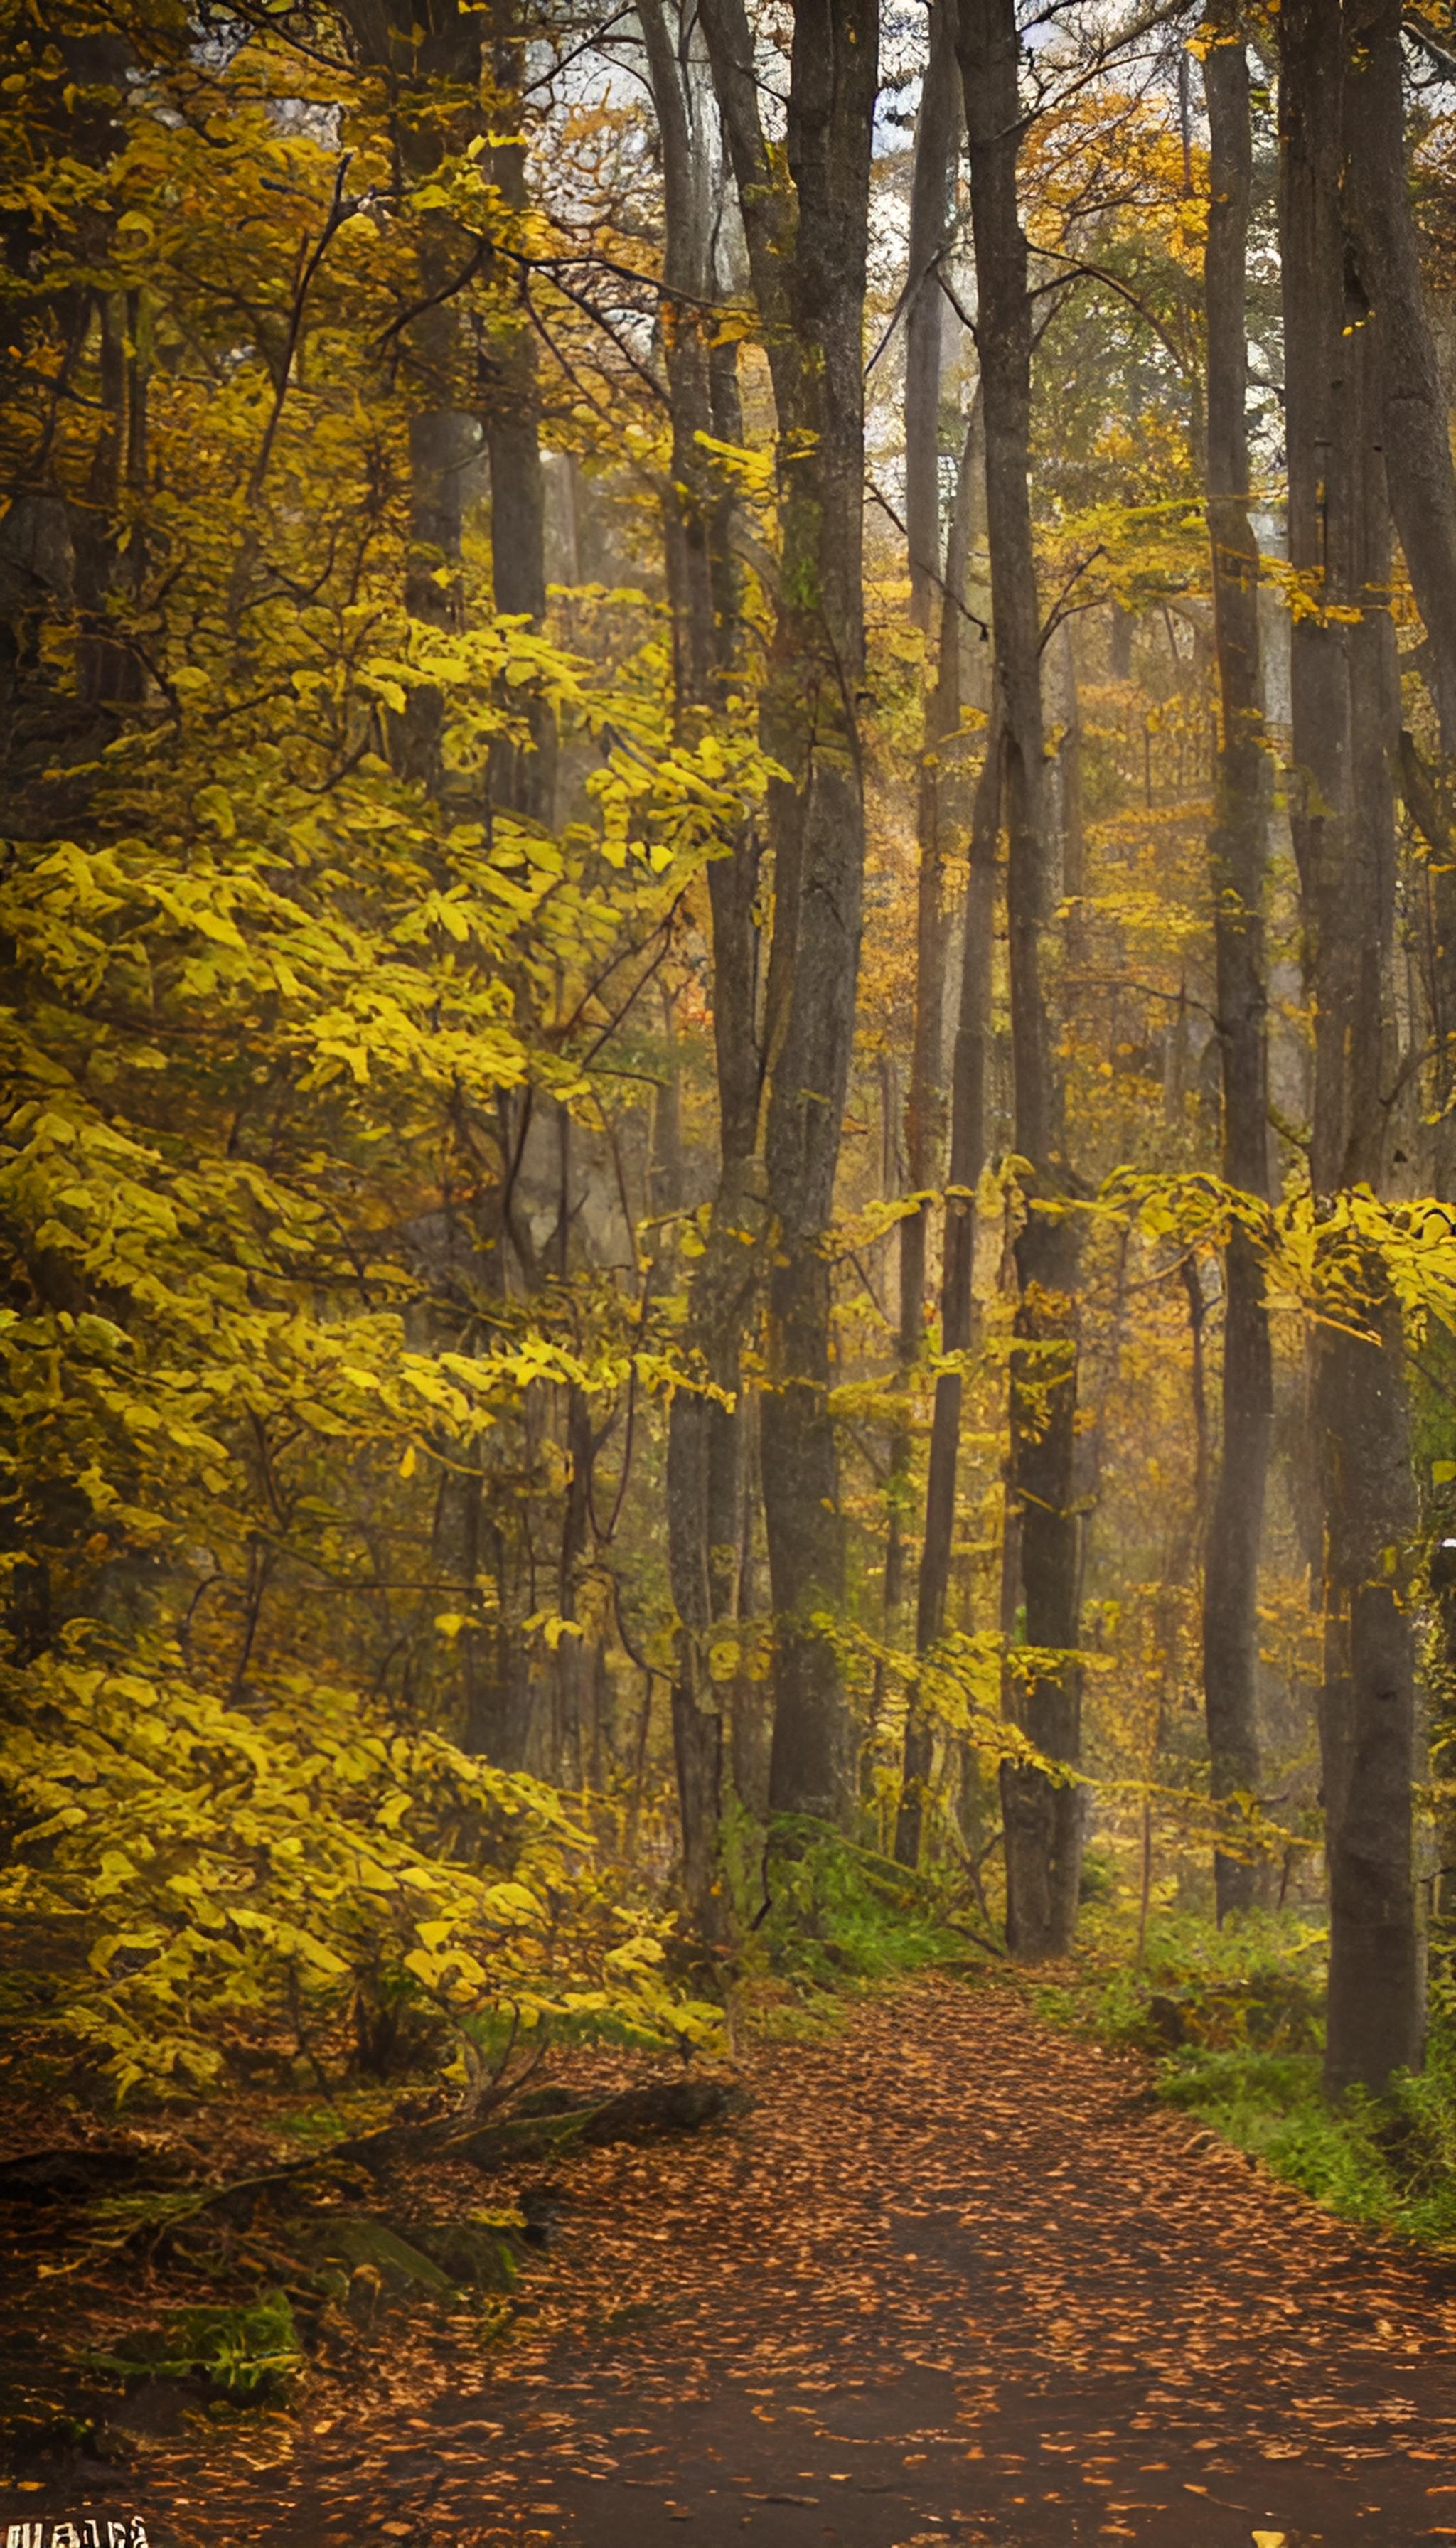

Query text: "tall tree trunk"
[344, 0, 549, 1772]
[1344, 0, 1456, 1194]
[904, 0, 961, 638]
[1280, 0, 1422, 2094]
[483, 4, 554, 824]
[701, 0, 878, 1828]
[1200, 3, 1272, 1923]
[483, 11, 579, 1778]
[957, 0, 1083, 1955]
[643, 0, 759, 1931]
[342, 0, 485, 790]
[892, 406, 985, 1861]
[1342, 0, 1456, 756]
[886, 4, 963, 1685]
[895, 707, 1002, 1868]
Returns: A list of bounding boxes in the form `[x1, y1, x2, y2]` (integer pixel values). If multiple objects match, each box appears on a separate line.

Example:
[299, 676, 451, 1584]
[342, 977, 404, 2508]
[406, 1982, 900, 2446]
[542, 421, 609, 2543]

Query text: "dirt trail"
[9, 1978, 1456, 2547]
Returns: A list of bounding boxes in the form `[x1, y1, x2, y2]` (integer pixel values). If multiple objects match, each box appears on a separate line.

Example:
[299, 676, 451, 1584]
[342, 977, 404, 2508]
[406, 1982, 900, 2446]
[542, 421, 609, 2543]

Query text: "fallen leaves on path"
[7, 1978, 1456, 2546]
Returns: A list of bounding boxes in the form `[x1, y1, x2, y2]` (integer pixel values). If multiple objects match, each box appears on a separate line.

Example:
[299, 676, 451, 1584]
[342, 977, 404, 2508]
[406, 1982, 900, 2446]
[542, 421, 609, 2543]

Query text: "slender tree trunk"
[904, 0, 961, 638]
[702, 0, 878, 1827]
[1201, 4, 1272, 1923]
[895, 710, 1002, 1867]
[1398, 732, 1456, 1196]
[1430, 1538, 1456, 1940]
[886, 5, 963, 1683]
[1344, 0, 1456, 1194]
[1280, 0, 1422, 2093]
[345, 0, 549, 1771]
[483, 4, 554, 825]
[1342, 0, 1456, 756]
[342, 1, 484, 790]
[891, 405, 984, 1850]
[484, 16, 565, 1772]
[1051, 617, 1083, 908]
[957, 0, 1083, 1955]
[1328, 428, 1421, 2089]
[75, 291, 147, 714]
[643, 0, 759, 1930]
[887, 402, 982, 1851]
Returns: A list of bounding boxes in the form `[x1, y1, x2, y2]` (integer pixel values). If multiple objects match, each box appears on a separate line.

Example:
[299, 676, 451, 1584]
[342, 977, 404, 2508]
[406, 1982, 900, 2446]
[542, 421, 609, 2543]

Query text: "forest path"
[54, 1979, 1456, 2547]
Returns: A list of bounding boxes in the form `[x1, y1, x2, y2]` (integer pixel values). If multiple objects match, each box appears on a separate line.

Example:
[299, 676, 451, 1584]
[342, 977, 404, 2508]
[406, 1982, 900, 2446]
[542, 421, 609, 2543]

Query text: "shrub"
[751, 1818, 968, 1997]
[0, 1644, 719, 2103]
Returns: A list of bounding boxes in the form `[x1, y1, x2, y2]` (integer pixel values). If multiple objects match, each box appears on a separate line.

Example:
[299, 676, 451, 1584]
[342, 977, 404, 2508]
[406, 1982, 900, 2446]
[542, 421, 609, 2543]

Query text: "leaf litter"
[4, 1976, 1456, 2545]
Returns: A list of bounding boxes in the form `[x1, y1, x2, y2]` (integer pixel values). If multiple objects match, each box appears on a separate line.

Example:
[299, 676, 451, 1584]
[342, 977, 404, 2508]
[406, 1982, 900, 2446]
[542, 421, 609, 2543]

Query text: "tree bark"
[904, 0, 961, 638]
[701, 0, 878, 1827]
[341, 0, 485, 791]
[886, 401, 983, 1851]
[1200, 4, 1272, 1924]
[895, 708, 1002, 1868]
[1280, 0, 1422, 2093]
[642, 0, 761, 1931]
[1342, 0, 1456, 755]
[957, 0, 1083, 1955]
[483, 3, 554, 825]
[894, 0, 963, 1413]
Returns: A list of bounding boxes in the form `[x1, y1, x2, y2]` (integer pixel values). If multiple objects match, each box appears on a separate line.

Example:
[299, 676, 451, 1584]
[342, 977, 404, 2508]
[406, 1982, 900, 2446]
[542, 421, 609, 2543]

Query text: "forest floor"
[6, 1973, 1456, 2548]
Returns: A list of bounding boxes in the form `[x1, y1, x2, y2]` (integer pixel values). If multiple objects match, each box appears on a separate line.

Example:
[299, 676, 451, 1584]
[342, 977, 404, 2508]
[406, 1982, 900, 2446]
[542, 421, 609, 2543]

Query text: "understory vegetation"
[1039, 1902, 1456, 2252]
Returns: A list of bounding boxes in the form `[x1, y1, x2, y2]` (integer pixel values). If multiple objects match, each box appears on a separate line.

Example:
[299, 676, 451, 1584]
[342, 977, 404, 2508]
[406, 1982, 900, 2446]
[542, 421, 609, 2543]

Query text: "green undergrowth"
[734, 1817, 989, 2036]
[1035, 1907, 1456, 2250]
[86, 2293, 303, 2402]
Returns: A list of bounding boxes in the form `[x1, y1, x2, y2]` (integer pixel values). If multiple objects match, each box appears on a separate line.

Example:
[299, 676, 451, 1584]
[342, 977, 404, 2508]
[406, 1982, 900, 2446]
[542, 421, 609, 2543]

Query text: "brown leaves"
[9, 1978, 1455, 2544]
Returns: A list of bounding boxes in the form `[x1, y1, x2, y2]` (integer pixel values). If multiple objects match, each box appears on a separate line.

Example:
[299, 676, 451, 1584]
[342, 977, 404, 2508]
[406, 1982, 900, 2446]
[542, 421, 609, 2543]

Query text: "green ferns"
[87, 2294, 304, 2402]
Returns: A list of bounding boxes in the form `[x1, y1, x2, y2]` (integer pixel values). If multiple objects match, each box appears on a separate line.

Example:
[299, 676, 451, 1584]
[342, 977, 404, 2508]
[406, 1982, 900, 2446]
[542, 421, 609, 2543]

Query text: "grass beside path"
[1033, 1903, 1456, 2253]
[743, 1831, 1456, 2259]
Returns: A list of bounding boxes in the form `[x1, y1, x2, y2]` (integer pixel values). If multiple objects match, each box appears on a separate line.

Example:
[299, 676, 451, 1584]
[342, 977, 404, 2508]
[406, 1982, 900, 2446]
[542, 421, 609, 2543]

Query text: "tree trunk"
[895, 709, 1002, 1868]
[343, 0, 551, 1774]
[1343, 0, 1456, 1192]
[888, 1, 963, 1663]
[904, 0, 961, 637]
[1398, 731, 1456, 1196]
[75, 291, 147, 716]
[702, 0, 878, 1828]
[1200, 3, 1272, 1923]
[957, 0, 1083, 1955]
[341, 1, 485, 790]
[643, 0, 761, 1931]
[1051, 616, 1083, 909]
[1429, 1536, 1456, 1941]
[1342, 0, 1456, 756]
[1280, 0, 1422, 2092]
[886, 399, 982, 1847]
[483, 4, 554, 825]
